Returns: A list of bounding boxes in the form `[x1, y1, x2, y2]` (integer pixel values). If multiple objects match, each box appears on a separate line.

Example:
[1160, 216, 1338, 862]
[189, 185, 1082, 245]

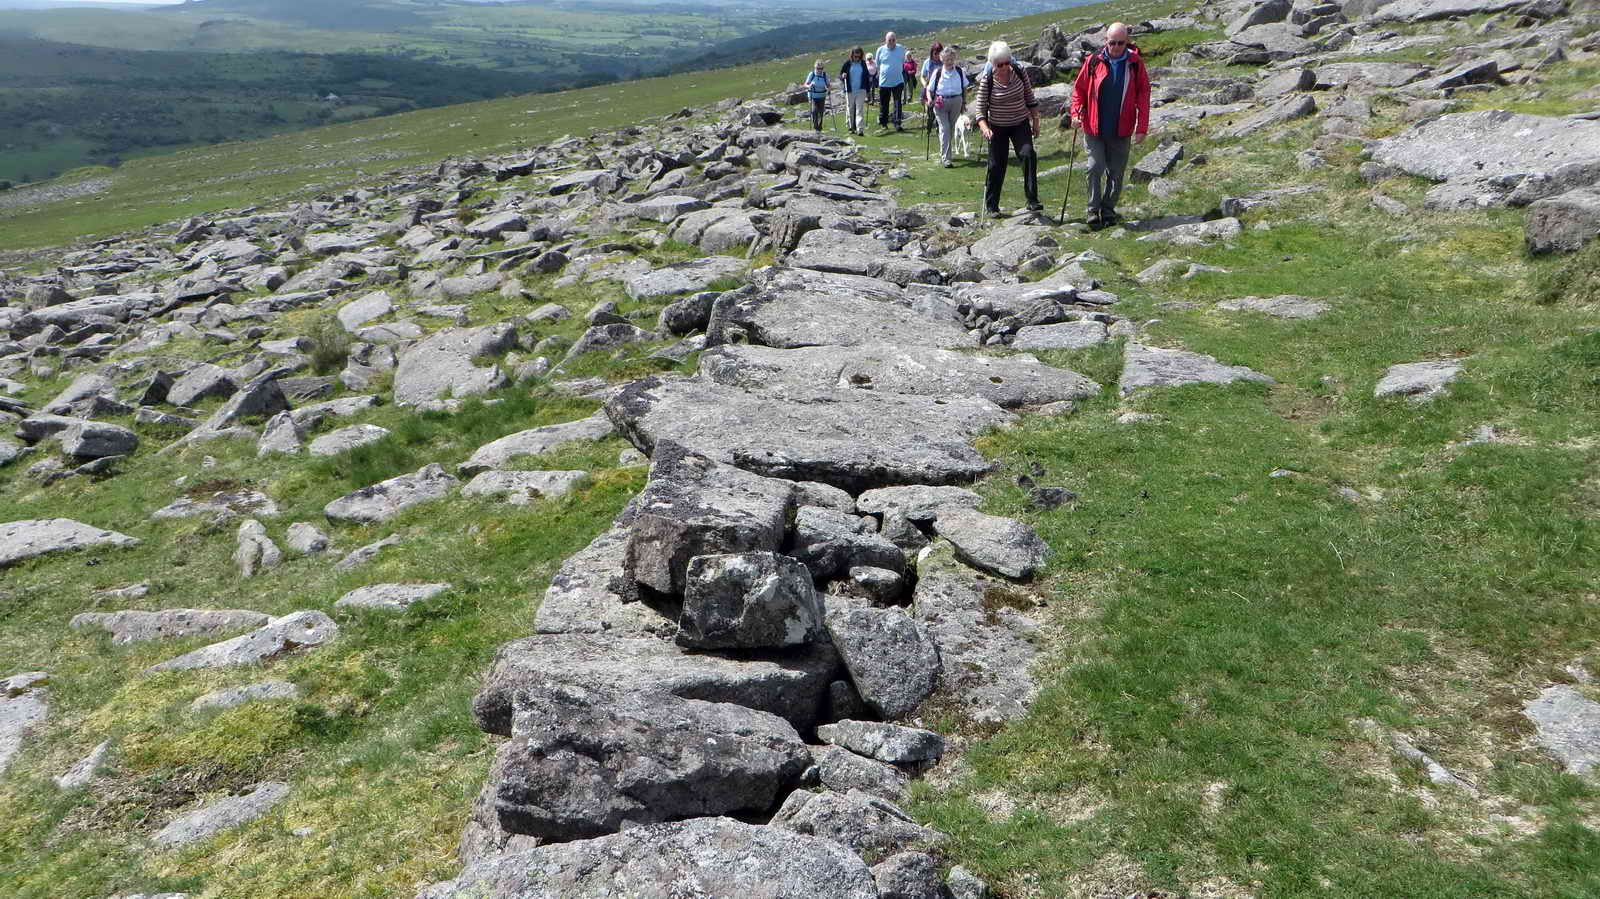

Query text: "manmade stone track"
[3, 0, 1600, 893]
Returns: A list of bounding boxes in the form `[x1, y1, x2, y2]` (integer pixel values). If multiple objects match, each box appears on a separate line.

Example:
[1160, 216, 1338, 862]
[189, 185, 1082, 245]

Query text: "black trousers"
[878, 84, 903, 127]
[984, 120, 1038, 212]
[810, 98, 825, 130]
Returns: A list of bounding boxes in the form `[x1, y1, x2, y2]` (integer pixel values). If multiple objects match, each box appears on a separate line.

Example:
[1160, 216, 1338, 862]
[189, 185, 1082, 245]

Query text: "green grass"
[7, 0, 1600, 896]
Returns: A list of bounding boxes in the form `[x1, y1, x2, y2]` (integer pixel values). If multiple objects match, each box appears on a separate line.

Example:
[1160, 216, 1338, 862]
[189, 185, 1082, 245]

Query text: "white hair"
[987, 40, 1011, 64]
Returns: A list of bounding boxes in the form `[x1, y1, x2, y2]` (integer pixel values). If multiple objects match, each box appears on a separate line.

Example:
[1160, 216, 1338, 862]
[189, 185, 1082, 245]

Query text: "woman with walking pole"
[925, 46, 968, 168]
[972, 40, 1042, 216]
[839, 48, 869, 136]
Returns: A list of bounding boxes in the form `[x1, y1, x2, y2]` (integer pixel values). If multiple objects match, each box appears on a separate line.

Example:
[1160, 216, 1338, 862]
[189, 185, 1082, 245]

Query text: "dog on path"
[953, 112, 975, 159]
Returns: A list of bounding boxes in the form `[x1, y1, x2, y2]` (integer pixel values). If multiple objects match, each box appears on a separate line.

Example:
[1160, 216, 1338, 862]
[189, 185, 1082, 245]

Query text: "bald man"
[875, 32, 908, 131]
[1067, 23, 1150, 227]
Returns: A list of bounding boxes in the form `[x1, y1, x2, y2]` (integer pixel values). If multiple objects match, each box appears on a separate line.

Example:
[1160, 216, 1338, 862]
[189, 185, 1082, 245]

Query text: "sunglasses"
[1107, 39, 1127, 46]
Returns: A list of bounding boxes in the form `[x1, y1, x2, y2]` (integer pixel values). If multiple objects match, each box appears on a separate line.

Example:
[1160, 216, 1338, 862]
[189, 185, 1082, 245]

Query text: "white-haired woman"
[971, 40, 1041, 215]
[803, 59, 831, 132]
[925, 47, 969, 168]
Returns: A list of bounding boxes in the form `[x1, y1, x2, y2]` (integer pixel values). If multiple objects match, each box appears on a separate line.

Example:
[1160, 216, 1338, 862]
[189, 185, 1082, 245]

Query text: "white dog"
[953, 112, 975, 159]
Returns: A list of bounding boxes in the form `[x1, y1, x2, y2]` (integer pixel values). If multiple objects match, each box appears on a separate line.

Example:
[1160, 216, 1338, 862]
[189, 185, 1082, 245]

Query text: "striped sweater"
[972, 69, 1038, 127]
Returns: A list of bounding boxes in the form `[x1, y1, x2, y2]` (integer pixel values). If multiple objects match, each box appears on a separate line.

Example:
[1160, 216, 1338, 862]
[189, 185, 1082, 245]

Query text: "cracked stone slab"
[705, 269, 973, 350]
[422, 817, 877, 899]
[1368, 111, 1600, 199]
[1120, 343, 1275, 395]
[605, 375, 1007, 492]
[152, 782, 290, 848]
[912, 541, 1041, 723]
[1216, 295, 1329, 319]
[473, 633, 838, 737]
[1374, 360, 1462, 402]
[392, 323, 515, 408]
[930, 508, 1051, 581]
[0, 519, 140, 567]
[1523, 685, 1600, 775]
[335, 583, 452, 611]
[324, 463, 459, 524]
[146, 611, 338, 672]
[459, 413, 614, 476]
[699, 343, 1100, 409]
[70, 609, 270, 645]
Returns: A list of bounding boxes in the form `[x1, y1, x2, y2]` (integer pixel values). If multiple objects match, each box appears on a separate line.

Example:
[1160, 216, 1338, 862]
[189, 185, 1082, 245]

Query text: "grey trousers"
[933, 95, 964, 163]
[1085, 133, 1131, 217]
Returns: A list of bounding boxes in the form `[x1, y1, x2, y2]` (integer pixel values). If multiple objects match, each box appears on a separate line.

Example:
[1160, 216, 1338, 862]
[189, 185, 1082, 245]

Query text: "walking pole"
[924, 97, 933, 161]
[1057, 120, 1081, 224]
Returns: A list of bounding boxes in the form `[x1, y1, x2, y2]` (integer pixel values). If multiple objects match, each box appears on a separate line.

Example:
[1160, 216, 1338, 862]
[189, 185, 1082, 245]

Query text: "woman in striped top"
[972, 40, 1042, 215]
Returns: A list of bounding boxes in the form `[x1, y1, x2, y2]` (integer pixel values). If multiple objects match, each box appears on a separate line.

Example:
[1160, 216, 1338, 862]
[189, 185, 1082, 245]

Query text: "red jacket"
[1068, 45, 1150, 138]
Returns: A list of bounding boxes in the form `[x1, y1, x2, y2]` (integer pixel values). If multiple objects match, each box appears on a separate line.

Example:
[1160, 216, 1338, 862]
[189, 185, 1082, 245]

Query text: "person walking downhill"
[972, 40, 1042, 215]
[875, 32, 908, 131]
[1067, 22, 1150, 228]
[840, 48, 870, 136]
[804, 59, 831, 132]
[926, 46, 968, 168]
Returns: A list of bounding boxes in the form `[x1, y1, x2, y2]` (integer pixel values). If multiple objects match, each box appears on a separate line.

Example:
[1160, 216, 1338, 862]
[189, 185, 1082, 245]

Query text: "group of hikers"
[801, 24, 1150, 226]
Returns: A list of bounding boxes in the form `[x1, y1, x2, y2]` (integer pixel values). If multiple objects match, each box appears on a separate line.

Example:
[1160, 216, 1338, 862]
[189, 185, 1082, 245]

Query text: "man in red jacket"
[1067, 22, 1150, 228]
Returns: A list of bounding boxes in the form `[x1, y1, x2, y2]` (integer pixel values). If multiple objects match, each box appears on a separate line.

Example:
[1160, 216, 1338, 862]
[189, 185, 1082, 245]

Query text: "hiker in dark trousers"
[804, 59, 830, 132]
[874, 31, 907, 130]
[840, 47, 869, 136]
[972, 40, 1042, 215]
[1068, 22, 1150, 228]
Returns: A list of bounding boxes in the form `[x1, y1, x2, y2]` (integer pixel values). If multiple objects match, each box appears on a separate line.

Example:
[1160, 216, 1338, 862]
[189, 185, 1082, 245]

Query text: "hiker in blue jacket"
[839, 48, 869, 136]
[804, 59, 831, 132]
[874, 32, 907, 131]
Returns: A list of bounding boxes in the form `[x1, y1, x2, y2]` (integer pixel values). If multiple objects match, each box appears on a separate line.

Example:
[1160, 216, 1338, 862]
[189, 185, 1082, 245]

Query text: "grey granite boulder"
[699, 343, 1100, 409]
[256, 411, 305, 457]
[1131, 142, 1184, 182]
[1522, 685, 1600, 775]
[1368, 0, 1524, 23]
[872, 852, 945, 899]
[465, 210, 527, 239]
[815, 745, 911, 802]
[1526, 189, 1600, 255]
[473, 633, 838, 736]
[424, 817, 878, 899]
[146, 611, 338, 672]
[167, 364, 238, 407]
[58, 421, 137, 459]
[324, 462, 459, 524]
[308, 424, 390, 457]
[605, 376, 1007, 492]
[624, 256, 746, 301]
[533, 526, 678, 638]
[234, 519, 282, 578]
[625, 443, 795, 596]
[55, 739, 112, 790]
[969, 225, 1059, 268]
[337, 290, 394, 332]
[462, 470, 587, 505]
[70, 609, 270, 645]
[393, 323, 516, 407]
[913, 541, 1041, 723]
[1121, 343, 1275, 395]
[152, 782, 290, 847]
[41, 373, 119, 417]
[333, 534, 402, 571]
[1137, 217, 1243, 245]
[657, 291, 720, 336]
[705, 269, 972, 350]
[335, 583, 451, 611]
[284, 522, 330, 554]
[1220, 95, 1316, 139]
[787, 230, 939, 285]
[630, 194, 711, 223]
[563, 323, 658, 360]
[1217, 295, 1329, 319]
[1368, 111, 1600, 208]
[0, 518, 140, 567]
[825, 603, 940, 720]
[152, 489, 278, 521]
[191, 680, 300, 711]
[817, 720, 945, 764]
[931, 508, 1050, 581]
[1, 671, 48, 776]
[1374, 360, 1462, 402]
[772, 789, 945, 863]
[484, 674, 810, 841]
[459, 413, 614, 475]
[789, 506, 904, 581]
[677, 551, 826, 649]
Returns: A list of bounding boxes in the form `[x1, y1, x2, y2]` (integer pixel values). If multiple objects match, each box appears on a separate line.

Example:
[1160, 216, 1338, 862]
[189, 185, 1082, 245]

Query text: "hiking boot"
[1102, 211, 1121, 226]
[1026, 200, 1044, 212]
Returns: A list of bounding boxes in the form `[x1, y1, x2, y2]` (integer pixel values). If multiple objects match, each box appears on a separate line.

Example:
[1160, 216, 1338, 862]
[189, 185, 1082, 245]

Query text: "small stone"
[55, 739, 112, 790]
[191, 680, 300, 711]
[308, 424, 391, 457]
[334, 583, 451, 611]
[151, 782, 291, 848]
[333, 534, 402, 571]
[872, 851, 945, 899]
[284, 522, 330, 555]
[146, 611, 338, 672]
[461, 470, 587, 505]
[234, 519, 282, 578]
[817, 719, 945, 763]
[930, 508, 1051, 581]
[1374, 360, 1463, 402]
